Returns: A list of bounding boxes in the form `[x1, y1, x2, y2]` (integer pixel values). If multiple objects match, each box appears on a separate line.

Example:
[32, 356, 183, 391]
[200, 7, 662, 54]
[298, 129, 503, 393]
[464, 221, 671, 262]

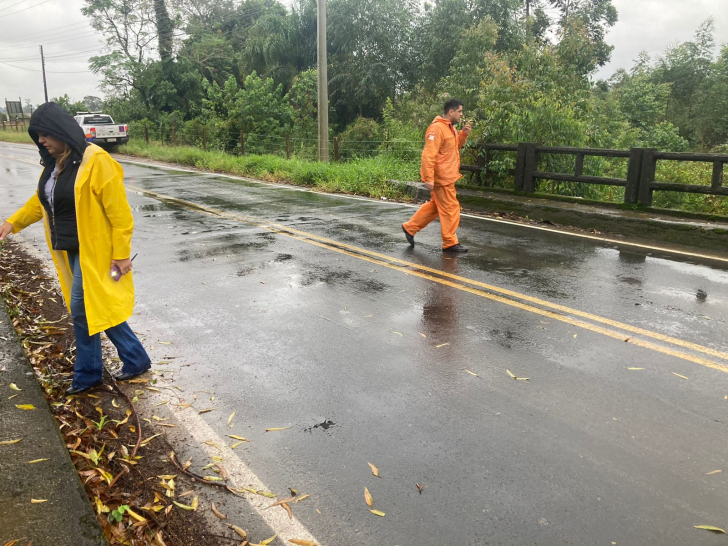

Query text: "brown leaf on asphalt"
[260, 534, 278, 545]
[364, 487, 373, 507]
[227, 412, 236, 426]
[289, 488, 299, 496]
[416, 483, 424, 494]
[198, 408, 217, 414]
[30, 499, 48, 503]
[211, 502, 227, 519]
[0, 438, 21, 445]
[370, 509, 385, 517]
[506, 369, 529, 380]
[27, 458, 49, 464]
[419, 332, 427, 338]
[268, 496, 297, 509]
[435, 342, 449, 348]
[694, 525, 726, 534]
[265, 427, 291, 432]
[289, 540, 317, 546]
[230, 524, 247, 538]
[506, 369, 516, 378]
[706, 470, 722, 475]
[229, 435, 250, 441]
[672, 372, 689, 380]
[367, 462, 380, 478]
[465, 369, 479, 377]
[281, 502, 293, 519]
[295, 494, 310, 504]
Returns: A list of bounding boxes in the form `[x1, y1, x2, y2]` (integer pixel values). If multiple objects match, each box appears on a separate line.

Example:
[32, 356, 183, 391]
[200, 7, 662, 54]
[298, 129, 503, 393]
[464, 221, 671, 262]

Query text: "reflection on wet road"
[2, 144, 728, 546]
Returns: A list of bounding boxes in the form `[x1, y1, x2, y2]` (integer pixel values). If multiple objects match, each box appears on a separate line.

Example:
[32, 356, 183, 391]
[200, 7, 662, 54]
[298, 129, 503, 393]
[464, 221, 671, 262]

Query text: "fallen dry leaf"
[15, 404, 36, 410]
[506, 369, 529, 381]
[230, 524, 247, 538]
[265, 427, 291, 432]
[227, 412, 236, 426]
[27, 458, 49, 464]
[295, 494, 310, 504]
[627, 367, 644, 370]
[392, 331, 403, 337]
[260, 534, 278, 545]
[416, 483, 424, 494]
[289, 540, 316, 546]
[173, 500, 196, 511]
[364, 487, 373, 507]
[198, 408, 216, 414]
[211, 502, 227, 519]
[229, 435, 250, 441]
[419, 333, 427, 338]
[282, 502, 293, 519]
[672, 372, 689, 380]
[706, 470, 722, 475]
[370, 509, 385, 517]
[465, 369, 479, 377]
[30, 498, 48, 503]
[0, 438, 22, 446]
[367, 462, 380, 478]
[435, 342, 450, 348]
[268, 496, 297, 509]
[694, 525, 725, 534]
[9, 383, 21, 391]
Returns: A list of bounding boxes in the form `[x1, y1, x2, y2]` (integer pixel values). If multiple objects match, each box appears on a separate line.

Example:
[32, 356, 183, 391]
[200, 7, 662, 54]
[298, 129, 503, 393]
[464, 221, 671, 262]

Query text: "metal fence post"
[638, 148, 658, 206]
[624, 148, 644, 204]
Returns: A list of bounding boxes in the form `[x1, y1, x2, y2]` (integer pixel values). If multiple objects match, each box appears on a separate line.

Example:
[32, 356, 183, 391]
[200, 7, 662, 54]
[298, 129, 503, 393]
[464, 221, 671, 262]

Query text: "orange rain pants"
[403, 184, 460, 249]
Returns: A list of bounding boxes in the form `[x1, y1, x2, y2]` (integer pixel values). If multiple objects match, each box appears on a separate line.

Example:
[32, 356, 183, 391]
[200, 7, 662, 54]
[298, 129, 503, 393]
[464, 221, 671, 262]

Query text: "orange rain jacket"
[420, 116, 469, 186]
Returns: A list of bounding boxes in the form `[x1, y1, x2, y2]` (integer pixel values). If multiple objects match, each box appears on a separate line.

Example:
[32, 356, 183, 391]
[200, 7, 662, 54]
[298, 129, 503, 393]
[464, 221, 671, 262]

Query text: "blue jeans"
[67, 251, 150, 389]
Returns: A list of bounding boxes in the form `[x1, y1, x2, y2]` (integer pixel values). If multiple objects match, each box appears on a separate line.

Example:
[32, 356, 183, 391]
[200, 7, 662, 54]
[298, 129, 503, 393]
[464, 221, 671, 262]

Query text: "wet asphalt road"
[2, 142, 728, 545]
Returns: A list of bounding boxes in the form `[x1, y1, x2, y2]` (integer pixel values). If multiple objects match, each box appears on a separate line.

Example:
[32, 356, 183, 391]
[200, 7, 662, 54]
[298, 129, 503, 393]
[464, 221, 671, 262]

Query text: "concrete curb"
[0, 302, 107, 545]
[390, 180, 728, 253]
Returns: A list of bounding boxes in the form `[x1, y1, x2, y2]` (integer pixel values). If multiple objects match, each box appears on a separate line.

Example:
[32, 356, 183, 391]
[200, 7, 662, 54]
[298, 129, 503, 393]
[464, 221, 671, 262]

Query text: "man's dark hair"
[443, 99, 463, 115]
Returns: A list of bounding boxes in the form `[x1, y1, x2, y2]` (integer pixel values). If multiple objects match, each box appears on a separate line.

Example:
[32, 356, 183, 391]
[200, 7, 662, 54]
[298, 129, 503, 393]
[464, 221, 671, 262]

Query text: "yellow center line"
[127, 184, 728, 373]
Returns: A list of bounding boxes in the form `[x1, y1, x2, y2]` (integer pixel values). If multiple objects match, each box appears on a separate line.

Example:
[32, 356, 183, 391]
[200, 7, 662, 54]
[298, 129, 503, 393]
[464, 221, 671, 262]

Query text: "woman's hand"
[112, 258, 133, 276]
[0, 221, 14, 240]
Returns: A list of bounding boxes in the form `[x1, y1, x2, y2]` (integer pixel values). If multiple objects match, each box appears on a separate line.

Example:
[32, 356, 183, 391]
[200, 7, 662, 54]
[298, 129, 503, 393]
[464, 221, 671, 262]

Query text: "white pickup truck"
[74, 112, 129, 145]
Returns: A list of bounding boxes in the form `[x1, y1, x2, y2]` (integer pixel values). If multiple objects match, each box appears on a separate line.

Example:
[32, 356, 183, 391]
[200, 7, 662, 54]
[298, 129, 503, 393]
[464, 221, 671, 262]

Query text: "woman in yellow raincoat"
[0, 102, 150, 394]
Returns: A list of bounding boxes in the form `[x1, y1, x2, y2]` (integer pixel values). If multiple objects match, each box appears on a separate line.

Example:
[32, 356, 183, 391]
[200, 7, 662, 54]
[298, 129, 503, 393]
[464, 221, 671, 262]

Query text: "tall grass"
[119, 140, 420, 200]
[0, 131, 33, 144]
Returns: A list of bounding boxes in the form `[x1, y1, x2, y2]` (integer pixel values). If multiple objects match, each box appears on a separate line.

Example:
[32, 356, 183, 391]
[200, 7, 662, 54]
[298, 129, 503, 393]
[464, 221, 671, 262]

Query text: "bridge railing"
[461, 143, 728, 206]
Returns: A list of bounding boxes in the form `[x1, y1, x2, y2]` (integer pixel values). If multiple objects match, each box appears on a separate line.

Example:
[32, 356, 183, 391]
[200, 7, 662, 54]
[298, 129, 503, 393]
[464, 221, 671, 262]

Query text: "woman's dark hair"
[443, 99, 463, 114]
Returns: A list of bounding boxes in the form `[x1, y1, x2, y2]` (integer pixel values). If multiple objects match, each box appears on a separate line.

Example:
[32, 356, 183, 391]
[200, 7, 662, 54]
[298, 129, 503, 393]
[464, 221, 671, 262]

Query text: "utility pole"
[316, 0, 329, 162]
[39, 45, 48, 103]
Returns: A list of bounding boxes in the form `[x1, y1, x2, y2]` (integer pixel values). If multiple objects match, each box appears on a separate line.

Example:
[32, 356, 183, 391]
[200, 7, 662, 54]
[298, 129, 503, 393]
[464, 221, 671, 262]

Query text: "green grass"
[0, 130, 33, 144]
[118, 140, 420, 201]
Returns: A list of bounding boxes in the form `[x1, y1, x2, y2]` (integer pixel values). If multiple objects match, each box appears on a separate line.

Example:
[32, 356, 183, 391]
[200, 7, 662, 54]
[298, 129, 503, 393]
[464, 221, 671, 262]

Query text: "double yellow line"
[127, 184, 728, 374]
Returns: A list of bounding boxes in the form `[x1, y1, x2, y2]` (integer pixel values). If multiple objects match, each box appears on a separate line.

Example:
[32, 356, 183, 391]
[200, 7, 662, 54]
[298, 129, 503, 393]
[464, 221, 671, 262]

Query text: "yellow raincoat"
[7, 144, 135, 336]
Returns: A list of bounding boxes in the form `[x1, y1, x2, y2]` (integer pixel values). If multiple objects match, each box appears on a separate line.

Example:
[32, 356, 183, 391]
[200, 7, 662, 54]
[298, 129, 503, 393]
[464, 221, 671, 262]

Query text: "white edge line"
[2, 151, 725, 264]
[118, 157, 728, 265]
[165, 403, 322, 544]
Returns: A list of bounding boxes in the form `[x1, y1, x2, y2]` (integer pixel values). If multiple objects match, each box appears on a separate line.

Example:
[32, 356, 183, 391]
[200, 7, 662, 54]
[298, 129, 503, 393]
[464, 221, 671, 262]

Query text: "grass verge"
[0, 130, 34, 144]
[119, 140, 420, 201]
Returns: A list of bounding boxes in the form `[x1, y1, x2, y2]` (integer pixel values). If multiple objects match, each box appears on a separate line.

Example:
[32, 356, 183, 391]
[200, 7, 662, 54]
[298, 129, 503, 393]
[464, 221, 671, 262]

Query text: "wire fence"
[129, 120, 431, 162]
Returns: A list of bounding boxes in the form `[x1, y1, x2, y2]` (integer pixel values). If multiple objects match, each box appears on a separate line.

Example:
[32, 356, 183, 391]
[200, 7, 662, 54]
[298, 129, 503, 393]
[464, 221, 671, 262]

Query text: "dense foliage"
[60, 0, 728, 211]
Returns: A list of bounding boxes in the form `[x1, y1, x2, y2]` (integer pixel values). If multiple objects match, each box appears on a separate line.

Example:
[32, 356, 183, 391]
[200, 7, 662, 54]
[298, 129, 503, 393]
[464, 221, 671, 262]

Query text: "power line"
[0, 59, 91, 73]
[0, 0, 52, 18]
[0, 21, 90, 47]
[2, 43, 104, 62]
[0, 29, 101, 51]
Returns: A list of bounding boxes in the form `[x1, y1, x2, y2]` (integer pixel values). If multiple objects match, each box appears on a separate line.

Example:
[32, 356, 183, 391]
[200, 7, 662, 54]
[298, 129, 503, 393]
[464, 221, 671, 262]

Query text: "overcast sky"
[0, 0, 727, 108]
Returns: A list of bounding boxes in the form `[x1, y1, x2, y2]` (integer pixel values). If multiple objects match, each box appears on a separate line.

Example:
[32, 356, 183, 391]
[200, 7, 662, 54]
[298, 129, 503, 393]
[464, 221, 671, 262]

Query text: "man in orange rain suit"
[402, 98, 471, 253]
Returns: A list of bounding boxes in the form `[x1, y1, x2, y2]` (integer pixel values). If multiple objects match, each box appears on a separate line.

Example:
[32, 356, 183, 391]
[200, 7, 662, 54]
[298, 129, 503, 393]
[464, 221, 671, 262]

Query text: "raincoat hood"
[28, 102, 88, 166]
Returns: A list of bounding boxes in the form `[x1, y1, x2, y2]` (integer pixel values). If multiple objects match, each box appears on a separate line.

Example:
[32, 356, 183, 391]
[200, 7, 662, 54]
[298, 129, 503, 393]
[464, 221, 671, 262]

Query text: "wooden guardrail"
[462, 143, 727, 206]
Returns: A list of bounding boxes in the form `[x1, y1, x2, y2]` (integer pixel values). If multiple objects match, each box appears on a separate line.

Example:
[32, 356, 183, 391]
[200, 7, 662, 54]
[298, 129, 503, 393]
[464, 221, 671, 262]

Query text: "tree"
[51, 95, 87, 116]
